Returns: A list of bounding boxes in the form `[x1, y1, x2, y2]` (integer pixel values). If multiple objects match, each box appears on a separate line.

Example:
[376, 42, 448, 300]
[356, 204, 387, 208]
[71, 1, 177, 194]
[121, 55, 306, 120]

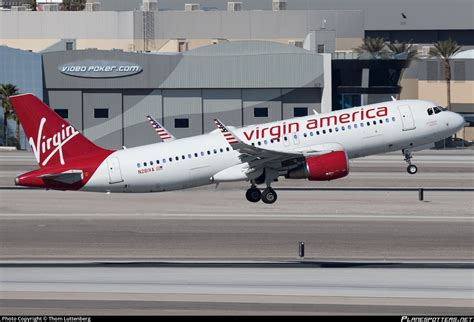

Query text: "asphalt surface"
[0, 149, 473, 315]
[1, 263, 473, 315]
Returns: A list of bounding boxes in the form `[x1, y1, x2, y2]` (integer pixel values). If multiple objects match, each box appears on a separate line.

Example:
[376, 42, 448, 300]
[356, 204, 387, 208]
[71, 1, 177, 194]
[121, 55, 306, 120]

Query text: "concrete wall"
[0, 10, 363, 52]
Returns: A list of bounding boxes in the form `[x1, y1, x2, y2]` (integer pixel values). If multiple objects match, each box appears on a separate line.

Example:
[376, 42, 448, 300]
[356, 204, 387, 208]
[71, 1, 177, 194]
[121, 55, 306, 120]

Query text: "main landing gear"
[245, 186, 278, 204]
[245, 168, 279, 204]
[403, 149, 418, 175]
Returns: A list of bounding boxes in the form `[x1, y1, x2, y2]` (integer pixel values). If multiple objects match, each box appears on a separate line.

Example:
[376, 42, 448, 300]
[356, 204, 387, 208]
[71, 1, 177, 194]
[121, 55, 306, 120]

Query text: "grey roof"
[163, 41, 324, 88]
[184, 40, 312, 56]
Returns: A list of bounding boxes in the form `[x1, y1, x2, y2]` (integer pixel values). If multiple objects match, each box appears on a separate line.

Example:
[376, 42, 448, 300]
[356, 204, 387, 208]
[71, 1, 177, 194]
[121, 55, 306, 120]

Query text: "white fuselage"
[84, 100, 464, 193]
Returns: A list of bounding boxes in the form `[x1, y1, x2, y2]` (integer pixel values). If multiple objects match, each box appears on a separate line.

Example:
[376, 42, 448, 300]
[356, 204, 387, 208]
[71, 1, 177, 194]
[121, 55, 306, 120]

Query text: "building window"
[178, 41, 188, 52]
[94, 108, 109, 119]
[254, 107, 268, 118]
[293, 107, 308, 117]
[175, 118, 189, 128]
[66, 42, 73, 51]
[54, 109, 69, 119]
[317, 44, 325, 53]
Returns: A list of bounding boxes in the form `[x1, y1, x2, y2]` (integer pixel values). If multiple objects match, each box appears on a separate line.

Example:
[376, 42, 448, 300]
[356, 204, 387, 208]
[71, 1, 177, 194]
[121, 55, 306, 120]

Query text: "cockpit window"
[433, 106, 442, 114]
[427, 108, 433, 115]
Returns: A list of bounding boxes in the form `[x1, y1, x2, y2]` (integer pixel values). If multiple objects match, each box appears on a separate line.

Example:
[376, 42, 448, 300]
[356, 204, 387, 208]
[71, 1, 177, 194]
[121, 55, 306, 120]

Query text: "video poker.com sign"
[59, 60, 143, 78]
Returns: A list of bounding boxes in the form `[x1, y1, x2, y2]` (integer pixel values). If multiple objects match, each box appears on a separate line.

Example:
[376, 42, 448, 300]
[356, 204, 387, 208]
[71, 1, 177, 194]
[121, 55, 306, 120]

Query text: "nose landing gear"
[403, 149, 418, 174]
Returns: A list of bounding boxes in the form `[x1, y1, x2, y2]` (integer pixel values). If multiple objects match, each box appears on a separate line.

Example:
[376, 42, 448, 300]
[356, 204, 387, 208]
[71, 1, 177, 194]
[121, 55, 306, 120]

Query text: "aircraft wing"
[213, 119, 343, 174]
[39, 170, 83, 184]
[147, 115, 175, 142]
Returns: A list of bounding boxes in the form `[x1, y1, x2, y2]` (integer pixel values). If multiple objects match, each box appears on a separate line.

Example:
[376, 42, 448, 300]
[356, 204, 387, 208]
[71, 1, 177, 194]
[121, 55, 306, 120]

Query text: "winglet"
[213, 119, 240, 146]
[146, 115, 175, 142]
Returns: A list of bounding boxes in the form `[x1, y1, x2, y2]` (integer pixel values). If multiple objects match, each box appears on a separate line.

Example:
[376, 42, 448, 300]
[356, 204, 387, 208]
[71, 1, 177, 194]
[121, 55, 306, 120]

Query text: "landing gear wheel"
[407, 164, 418, 175]
[246, 187, 261, 203]
[261, 188, 277, 204]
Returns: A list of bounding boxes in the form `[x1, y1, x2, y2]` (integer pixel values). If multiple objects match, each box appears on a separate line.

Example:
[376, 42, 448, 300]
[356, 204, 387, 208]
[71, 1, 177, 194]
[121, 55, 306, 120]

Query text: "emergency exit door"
[398, 105, 416, 131]
[107, 157, 124, 184]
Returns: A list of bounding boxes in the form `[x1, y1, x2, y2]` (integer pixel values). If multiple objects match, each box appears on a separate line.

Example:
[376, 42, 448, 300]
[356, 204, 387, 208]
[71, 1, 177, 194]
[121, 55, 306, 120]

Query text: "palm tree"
[386, 40, 418, 60]
[61, 0, 86, 11]
[354, 37, 388, 59]
[0, 84, 19, 147]
[429, 39, 462, 111]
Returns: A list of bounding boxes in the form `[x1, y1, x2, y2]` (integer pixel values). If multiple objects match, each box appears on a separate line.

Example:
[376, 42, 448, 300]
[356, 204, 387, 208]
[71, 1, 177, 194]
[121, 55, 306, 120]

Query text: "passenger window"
[342, 126, 345, 131]
[144, 162, 147, 166]
[322, 130, 326, 134]
[379, 119, 383, 124]
[284, 137, 288, 141]
[329, 128, 332, 133]
[220, 148, 223, 153]
[182, 155, 185, 160]
[201, 152, 205, 156]
[386, 118, 389, 123]
[162, 159, 166, 163]
[348, 125, 351, 129]
[310, 132, 314, 136]
[360, 123, 364, 127]
[137, 163, 141, 168]
[169, 157, 172, 162]
[392, 117, 396, 121]
[214, 149, 217, 154]
[175, 156, 179, 161]
[188, 154, 192, 158]
[194, 153, 198, 157]
[226, 147, 230, 151]
[156, 160, 160, 164]
[264, 140, 268, 144]
[354, 124, 358, 129]
[367, 122, 370, 126]
[373, 121, 377, 125]
[150, 161, 153, 165]
[257, 141, 261, 146]
[335, 127, 339, 132]
[303, 133, 307, 137]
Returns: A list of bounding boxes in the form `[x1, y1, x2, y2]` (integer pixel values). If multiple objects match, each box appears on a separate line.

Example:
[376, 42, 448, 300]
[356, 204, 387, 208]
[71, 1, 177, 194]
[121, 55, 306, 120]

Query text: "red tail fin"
[10, 94, 112, 168]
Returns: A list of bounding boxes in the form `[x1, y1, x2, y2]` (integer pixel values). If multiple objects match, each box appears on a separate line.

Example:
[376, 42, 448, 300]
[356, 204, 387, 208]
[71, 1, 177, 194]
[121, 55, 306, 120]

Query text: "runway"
[0, 149, 473, 314]
[1, 262, 473, 315]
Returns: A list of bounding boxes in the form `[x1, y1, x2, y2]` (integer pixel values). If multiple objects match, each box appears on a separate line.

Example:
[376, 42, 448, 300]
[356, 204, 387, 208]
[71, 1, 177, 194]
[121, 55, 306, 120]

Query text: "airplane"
[10, 94, 465, 204]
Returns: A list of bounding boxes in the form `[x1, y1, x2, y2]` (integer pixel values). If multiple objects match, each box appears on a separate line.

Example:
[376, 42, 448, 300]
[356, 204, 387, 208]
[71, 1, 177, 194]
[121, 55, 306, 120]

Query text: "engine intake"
[285, 151, 349, 181]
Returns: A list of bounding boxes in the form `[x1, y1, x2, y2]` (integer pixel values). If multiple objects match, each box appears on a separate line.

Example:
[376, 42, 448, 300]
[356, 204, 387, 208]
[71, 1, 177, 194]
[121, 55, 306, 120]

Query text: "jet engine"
[285, 151, 349, 181]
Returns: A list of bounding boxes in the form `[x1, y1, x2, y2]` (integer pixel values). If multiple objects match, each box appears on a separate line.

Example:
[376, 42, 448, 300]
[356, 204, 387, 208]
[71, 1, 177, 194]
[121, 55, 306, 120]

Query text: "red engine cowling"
[286, 151, 349, 181]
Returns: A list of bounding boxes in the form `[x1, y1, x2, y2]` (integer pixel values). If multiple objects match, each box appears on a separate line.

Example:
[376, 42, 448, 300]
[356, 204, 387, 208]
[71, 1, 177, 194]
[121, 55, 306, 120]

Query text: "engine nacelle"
[285, 151, 349, 181]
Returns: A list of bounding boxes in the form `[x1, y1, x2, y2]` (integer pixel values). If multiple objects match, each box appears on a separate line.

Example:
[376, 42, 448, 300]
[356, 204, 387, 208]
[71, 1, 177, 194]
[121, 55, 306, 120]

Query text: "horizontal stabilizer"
[39, 170, 83, 184]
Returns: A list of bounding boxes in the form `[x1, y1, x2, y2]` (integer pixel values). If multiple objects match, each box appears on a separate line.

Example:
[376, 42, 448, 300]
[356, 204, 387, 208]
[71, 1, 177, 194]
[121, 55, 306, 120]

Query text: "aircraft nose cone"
[452, 112, 465, 131]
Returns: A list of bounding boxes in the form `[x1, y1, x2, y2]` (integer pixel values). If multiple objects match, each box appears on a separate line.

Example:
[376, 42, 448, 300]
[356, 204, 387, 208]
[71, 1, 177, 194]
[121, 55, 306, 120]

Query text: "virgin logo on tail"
[29, 117, 79, 166]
